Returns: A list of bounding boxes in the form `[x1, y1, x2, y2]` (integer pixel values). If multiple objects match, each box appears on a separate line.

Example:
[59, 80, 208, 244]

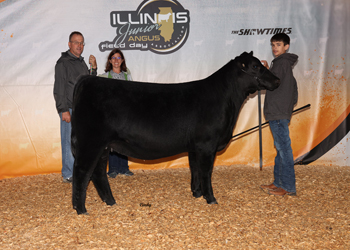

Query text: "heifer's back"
[72, 68, 235, 160]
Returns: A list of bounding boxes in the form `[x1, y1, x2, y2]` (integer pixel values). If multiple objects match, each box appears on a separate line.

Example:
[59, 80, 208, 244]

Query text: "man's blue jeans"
[269, 119, 296, 193]
[59, 109, 74, 179]
[108, 152, 129, 174]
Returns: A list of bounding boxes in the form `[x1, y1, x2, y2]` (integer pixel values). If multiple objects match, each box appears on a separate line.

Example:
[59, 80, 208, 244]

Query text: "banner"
[0, 0, 349, 179]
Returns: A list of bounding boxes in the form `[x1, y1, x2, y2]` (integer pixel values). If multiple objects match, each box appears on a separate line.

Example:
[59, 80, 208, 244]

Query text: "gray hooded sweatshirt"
[264, 52, 298, 121]
[53, 51, 97, 114]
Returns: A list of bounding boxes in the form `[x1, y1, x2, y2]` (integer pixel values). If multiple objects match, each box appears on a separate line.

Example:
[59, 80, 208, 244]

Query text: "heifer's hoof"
[192, 190, 202, 198]
[208, 200, 218, 205]
[204, 196, 218, 204]
[74, 206, 88, 215]
[105, 200, 116, 206]
[79, 212, 89, 215]
[76, 210, 89, 215]
[102, 195, 116, 206]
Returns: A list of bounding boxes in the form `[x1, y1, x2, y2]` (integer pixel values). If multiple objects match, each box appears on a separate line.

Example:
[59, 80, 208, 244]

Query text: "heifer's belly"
[107, 115, 232, 160]
[103, 99, 195, 160]
[109, 134, 188, 160]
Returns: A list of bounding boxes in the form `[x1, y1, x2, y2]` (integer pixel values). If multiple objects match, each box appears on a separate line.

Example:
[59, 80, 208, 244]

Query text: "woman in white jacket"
[99, 48, 133, 178]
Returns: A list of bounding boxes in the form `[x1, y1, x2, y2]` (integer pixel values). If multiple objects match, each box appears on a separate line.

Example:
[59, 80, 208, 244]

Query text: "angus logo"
[99, 0, 190, 54]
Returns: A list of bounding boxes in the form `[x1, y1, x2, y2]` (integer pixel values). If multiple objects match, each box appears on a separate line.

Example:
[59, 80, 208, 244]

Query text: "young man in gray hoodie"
[260, 33, 298, 196]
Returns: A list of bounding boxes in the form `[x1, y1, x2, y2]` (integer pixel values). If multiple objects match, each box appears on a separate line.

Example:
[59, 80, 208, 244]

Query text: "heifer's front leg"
[197, 151, 218, 204]
[188, 152, 202, 198]
[91, 150, 116, 207]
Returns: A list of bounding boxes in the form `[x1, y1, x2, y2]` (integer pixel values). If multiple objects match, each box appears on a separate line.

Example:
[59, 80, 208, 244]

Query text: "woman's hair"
[104, 48, 127, 72]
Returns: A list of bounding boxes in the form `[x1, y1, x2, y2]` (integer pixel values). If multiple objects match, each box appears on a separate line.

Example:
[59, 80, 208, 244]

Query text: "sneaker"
[120, 170, 134, 176]
[63, 177, 73, 183]
[108, 172, 118, 178]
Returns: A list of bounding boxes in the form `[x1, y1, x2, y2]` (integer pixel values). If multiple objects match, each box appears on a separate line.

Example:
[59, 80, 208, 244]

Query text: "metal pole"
[231, 104, 311, 139]
[258, 91, 263, 171]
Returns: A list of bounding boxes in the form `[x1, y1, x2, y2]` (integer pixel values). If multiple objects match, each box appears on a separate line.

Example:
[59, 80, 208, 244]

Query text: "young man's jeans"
[108, 152, 128, 174]
[269, 119, 296, 193]
[59, 109, 74, 179]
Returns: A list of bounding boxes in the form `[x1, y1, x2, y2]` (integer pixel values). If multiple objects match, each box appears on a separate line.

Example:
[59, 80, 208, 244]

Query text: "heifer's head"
[235, 51, 280, 94]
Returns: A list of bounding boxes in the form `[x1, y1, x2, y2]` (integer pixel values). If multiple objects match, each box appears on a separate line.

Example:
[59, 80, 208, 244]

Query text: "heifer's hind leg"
[72, 147, 105, 215]
[72, 157, 93, 215]
[90, 149, 116, 207]
[188, 152, 202, 198]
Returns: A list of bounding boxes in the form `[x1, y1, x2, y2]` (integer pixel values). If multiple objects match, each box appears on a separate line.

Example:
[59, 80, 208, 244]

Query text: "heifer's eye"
[253, 65, 258, 69]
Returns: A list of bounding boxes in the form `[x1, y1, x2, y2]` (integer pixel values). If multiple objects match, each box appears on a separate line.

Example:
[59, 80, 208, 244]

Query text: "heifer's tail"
[73, 75, 92, 102]
[71, 75, 93, 158]
[71, 126, 77, 158]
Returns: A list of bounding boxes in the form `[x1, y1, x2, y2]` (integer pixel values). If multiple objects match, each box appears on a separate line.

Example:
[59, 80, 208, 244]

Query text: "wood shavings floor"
[0, 165, 349, 249]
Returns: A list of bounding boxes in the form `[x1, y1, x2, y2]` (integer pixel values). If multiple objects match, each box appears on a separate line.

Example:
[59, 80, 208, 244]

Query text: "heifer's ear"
[240, 51, 248, 57]
[249, 51, 253, 56]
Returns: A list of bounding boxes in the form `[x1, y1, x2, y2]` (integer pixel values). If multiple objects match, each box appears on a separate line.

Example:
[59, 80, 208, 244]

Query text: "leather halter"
[240, 66, 267, 81]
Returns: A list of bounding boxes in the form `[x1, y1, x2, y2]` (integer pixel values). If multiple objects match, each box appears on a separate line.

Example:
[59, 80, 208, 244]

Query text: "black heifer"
[71, 51, 280, 214]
